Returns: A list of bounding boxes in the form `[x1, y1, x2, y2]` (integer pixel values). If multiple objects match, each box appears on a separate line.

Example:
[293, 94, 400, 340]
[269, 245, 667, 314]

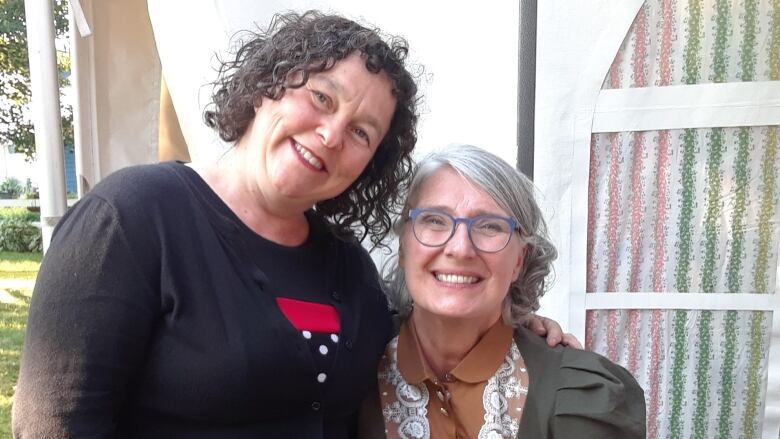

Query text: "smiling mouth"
[293, 141, 325, 171]
[434, 272, 481, 284]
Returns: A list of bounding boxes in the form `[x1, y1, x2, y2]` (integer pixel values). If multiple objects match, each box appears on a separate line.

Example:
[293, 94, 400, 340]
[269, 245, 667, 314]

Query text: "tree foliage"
[0, 0, 71, 160]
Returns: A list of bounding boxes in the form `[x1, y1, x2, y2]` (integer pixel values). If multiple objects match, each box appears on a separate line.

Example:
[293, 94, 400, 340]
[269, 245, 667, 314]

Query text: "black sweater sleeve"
[12, 195, 160, 438]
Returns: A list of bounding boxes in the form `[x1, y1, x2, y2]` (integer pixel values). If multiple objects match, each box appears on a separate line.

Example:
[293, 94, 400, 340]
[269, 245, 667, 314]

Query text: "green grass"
[0, 252, 41, 281]
[0, 252, 39, 437]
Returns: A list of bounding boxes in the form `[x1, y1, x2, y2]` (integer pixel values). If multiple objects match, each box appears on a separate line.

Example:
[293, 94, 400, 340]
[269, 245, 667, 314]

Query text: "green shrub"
[0, 219, 42, 252]
[0, 178, 23, 199]
[0, 207, 39, 223]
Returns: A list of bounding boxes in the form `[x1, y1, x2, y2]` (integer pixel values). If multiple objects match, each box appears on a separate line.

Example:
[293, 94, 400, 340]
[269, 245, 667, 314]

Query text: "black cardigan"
[13, 162, 392, 438]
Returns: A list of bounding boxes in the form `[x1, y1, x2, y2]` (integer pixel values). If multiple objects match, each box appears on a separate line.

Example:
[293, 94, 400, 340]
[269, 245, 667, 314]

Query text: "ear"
[512, 244, 528, 282]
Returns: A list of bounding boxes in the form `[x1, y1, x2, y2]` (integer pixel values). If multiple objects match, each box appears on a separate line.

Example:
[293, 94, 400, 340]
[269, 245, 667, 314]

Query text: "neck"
[193, 148, 310, 245]
[410, 309, 500, 378]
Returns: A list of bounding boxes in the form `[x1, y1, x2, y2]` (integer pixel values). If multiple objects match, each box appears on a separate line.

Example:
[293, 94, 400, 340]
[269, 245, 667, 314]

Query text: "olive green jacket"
[358, 326, 646, 438]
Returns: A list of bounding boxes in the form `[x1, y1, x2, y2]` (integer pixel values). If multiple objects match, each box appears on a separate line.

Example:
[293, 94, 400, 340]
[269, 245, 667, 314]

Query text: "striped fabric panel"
[602, 0, 778, 88]
[586, 2, 779, 437]
[587, 125, 778, 438]
[587, 310, 772, 438]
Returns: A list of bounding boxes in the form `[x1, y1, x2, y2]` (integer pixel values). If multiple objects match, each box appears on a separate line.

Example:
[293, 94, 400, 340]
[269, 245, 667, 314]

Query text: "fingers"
[526, 315, 548, 336]
[525, 315, 582, 348]
[545, 332, 562, 347]
[539, 315, 564, 347]
[561, 333, 583, 350]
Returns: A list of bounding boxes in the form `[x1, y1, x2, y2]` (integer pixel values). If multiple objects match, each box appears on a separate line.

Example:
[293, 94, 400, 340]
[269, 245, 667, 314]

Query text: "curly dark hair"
[204, 10, 419, 248]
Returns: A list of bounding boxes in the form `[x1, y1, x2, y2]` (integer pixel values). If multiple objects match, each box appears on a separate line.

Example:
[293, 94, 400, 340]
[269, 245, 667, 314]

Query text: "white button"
[331, 334, 339, 343]
[317, 373, 327, 383]
[319, 345, 329, 355]
[302, 331, 312, 339]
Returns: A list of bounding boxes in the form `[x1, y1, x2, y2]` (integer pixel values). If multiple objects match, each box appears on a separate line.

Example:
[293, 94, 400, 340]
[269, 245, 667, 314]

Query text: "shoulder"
[514, 327, 646, 438]
[52, 162, 195, 253]
[86, 162, 189, 211]
[67, 162, 200, 233]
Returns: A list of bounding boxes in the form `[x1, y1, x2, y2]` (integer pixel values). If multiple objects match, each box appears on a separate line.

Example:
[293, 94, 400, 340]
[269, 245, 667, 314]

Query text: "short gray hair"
[383, 144, 557, 327]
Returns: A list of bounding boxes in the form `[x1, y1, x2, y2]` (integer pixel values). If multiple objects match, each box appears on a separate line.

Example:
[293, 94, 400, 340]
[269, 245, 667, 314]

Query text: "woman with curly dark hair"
[13, 10, 566, 439]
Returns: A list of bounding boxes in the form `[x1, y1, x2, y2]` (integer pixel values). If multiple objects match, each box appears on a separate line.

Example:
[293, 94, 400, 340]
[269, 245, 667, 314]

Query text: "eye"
[353, 127, 370, 144]
[474, 218, 510, 235]
[311, 90, 332, 109]
[418, 212, 451, 230]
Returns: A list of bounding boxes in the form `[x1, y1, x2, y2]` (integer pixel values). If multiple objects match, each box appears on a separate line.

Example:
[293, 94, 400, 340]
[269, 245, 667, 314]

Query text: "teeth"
[295, 142, 323, 170]
[435, 273, 479, 284]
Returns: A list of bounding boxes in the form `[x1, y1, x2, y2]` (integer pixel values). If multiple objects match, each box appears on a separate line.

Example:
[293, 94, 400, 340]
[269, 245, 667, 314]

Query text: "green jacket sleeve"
[516, 327, 646, 438]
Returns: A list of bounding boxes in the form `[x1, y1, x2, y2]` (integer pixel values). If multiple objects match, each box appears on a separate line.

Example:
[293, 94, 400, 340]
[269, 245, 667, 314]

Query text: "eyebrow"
[418, 205, 508, 218]
[314, 76, 386, 136]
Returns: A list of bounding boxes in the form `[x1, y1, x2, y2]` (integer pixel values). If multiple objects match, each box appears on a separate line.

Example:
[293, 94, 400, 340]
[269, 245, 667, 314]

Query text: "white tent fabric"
[146, 0, 521, 166]
[71, 0, 160, 194]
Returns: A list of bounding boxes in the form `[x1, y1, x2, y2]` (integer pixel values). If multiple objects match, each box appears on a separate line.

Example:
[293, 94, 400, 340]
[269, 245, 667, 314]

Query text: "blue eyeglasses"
[408, 208, 520, 253]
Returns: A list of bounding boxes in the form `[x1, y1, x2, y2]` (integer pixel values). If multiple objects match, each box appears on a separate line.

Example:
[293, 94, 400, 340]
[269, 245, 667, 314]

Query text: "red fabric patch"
[276, 297, 340, 333]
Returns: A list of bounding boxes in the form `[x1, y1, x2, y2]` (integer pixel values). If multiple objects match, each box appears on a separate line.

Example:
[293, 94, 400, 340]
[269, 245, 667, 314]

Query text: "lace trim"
[379, 337, 430, 439]
[478, 342, 527, 438]
[378, 336, 527, 439]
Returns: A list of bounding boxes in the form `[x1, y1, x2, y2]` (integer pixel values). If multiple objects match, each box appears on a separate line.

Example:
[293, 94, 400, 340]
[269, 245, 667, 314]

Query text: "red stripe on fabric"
[605, 133, 621, 292]
[585, 310, 598, 351]
[276, 297, 340, 333]
[586, 134, 599, 294]
[648, 309, 663, 439]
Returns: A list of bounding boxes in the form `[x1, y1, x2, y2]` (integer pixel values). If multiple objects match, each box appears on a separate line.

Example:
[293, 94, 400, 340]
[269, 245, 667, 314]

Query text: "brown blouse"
[377, 319, 529, 439]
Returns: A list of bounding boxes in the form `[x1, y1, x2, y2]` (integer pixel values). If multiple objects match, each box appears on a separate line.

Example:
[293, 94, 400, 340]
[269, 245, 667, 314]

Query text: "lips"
[293, 141, 325, 171]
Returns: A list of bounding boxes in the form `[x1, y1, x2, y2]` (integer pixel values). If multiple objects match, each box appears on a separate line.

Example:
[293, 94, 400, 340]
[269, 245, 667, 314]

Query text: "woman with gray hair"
[360, 144, 646, 438]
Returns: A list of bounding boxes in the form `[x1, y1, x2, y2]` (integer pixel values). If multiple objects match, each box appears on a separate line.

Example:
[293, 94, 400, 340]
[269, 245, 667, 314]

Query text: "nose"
[317, 115, 346, 149]
[444, 222, 477, 258]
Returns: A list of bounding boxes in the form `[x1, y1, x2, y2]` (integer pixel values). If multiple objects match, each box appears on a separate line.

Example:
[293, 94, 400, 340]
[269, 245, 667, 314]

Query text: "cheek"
[398, 232, 416, 272]
[344, 150, 375, 177]
[399, 235, 435, 282]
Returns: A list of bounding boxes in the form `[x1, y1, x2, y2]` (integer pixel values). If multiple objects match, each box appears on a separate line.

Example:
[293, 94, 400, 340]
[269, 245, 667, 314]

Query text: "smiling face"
[400, 167, 527, 329]
[238, 53, 397, 211]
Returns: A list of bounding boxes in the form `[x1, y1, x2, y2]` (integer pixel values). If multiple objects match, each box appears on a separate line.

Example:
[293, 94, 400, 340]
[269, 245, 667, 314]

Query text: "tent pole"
[24, 0, 67, 253]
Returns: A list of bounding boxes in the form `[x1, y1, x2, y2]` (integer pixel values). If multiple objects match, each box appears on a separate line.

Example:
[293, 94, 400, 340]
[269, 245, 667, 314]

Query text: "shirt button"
[331, 291, 341, 302]
[345, 340, 354, 350]
[311, 401, 321, 411]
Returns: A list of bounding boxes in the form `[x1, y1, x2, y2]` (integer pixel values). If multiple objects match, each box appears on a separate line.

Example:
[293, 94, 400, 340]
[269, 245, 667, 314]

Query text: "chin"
[426, 305, 479, 321]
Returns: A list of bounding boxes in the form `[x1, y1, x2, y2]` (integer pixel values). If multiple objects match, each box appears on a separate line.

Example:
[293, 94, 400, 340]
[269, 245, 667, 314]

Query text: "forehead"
[308, 54, 397, 130]
[309, 54, 394, 95]
[414, 167, 508, 215]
